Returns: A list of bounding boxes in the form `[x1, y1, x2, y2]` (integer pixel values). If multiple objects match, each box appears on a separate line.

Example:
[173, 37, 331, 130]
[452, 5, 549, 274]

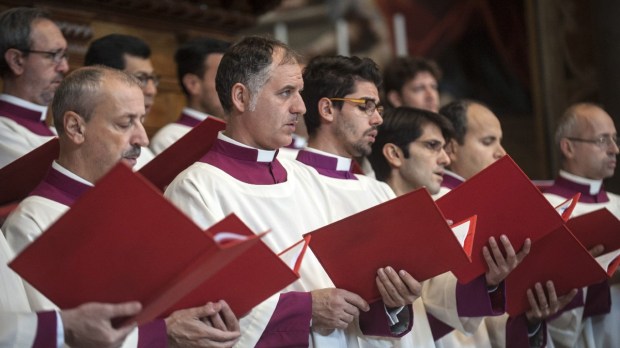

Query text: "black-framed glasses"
[566, 135, 619, 149]
[415, 139, 446, 153]
[20, 48, 69, 65]
[328, 98, 383, 116]
[132, 73, 160, 88]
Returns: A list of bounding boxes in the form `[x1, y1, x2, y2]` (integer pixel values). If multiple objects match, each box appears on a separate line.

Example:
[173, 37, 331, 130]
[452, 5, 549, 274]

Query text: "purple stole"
[295, 149, 357, 180]
[0, 99, 54, 136]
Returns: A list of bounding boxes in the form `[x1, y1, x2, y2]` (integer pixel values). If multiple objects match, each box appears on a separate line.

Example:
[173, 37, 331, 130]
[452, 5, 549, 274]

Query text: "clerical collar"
[0, 94, 48, 121]
[52, 161, 94, 187]
[217, 132, 278, 163]
[296, 148, 357, 180]
[558, 170, 603, 195]
[442, 170, 465, 189]
[30, 162, 92, 206]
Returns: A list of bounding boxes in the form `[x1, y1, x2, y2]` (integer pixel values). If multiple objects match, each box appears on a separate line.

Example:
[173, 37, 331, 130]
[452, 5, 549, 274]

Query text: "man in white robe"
[3, 66, 241, 348]
[542, 102, 620, 348]
[150, 37, 229, 155]
[165, 36, 420, 347]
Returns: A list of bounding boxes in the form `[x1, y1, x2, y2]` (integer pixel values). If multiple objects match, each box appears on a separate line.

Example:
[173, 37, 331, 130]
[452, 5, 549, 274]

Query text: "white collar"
[304, 147, 352, 171]
[559, 169, 603, 195]
[52, 161, 94, 187]
[217, 132, 277, 162]
[182, 107, 210, 121]
[0, 94, 48, 121]
[444, 169, 466, 182]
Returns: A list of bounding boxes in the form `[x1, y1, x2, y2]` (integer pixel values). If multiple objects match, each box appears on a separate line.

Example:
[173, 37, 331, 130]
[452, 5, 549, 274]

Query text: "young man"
[84, 34, 158, 168]
[150, 37, 230, 154]
[165, 37, 417, 347]
[543, 102, 620, 348]
[383, 56, 441, 112]
[0, 7, 69, 168]
[2, 66, 240, 348]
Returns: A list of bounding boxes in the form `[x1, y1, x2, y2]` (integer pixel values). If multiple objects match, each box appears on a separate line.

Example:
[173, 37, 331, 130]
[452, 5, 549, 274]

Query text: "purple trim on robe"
[456, 275, 506, 316]
[441, 172, 463, 190]
[583, 280, 611, 317]
[0, 99, 54, 136]
[358, 301, 413, 338]
[29, 167, 91, 206]
[199, 139, 287, 185]
[296, 149, 358, 180]
[542, 176, 609, 203]
[175, 112, 202, 128]
[256, 292, 312, 347]
[505, 315, 548, 348]
[137, 319, 167, 348]
[32, 311, 57, 348]
[427, 312, 454, 341]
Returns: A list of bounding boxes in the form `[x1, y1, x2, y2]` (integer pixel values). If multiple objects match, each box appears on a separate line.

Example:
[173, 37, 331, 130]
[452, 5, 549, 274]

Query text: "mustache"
[364, 126, 378, 135]
[123, 146, 141, 159]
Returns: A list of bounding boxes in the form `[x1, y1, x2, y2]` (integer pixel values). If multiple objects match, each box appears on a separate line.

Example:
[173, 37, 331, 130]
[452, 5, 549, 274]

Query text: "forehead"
[407, 71, 437, 86]
[466, 104, 502, 135]
[264, 59, 303, 87]
[93, 78, 144, 115]
[122, 54, 154, 74]
[575, 106, 617, 135]
[204, 53, 223, 71]
[347, 80, 379, 97]
[419, 122, 444, 140]
[30, 18, 66, 49]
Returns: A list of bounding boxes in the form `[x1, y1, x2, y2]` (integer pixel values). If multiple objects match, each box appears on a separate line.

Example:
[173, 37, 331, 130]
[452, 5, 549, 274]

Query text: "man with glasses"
[543, 102, 620, 348]
[84, 33, 157, 168]
[0, 7, 69, 168]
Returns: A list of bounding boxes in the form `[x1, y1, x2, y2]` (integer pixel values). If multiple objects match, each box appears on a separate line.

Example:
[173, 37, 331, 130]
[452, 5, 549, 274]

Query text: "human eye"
[425, 140, 442, 151]
[481, 137, 496, 146]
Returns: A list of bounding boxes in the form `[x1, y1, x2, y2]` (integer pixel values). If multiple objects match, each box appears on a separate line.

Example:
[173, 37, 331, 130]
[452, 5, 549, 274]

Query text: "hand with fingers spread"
[311, 288, 370, 332]
[60, 301, 142, 348]
[525, 281, 578, 325]
[165, 301, 241, 348]
[483, 235, 531, 287]
[376, 267, 422, 308]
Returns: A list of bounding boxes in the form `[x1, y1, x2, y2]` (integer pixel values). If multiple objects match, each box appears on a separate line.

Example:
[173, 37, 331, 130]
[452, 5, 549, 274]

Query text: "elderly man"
[165, 37, 420, 347]
[383, 56, 442, 112]
[150, 37, 229, 154]
[84, 34, 158, 168]
[3, 66, 240, 348]
[0, 7, 68, 168]
[543, 103, 620, 348]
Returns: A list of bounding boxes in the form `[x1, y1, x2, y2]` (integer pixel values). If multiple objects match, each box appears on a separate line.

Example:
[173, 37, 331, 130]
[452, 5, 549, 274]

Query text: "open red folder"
[436, 156, 567, 283]
[139, 117, 225, 191]
[303, 188, 476, 303]
[504, 224, 614, 316]
[9, 164, 298, 326]
[0, 138, 58, 206]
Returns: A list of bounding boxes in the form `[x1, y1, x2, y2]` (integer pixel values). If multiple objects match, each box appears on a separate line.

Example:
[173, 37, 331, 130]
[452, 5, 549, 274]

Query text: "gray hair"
[52, 66, 141, 135]
[0, 7, 52, 76]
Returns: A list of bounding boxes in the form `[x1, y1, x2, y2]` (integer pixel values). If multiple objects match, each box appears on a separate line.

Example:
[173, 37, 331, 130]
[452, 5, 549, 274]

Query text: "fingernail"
[399, 270, 406, 277]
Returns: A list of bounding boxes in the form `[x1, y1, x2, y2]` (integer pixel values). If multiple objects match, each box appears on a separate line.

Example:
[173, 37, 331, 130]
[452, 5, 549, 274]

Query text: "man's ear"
[318, 97, 335, 123]
[4, 48, 25, 76]
[230, 83, 248, 113]
[445, 139, 458, 163]
[559, 138, 574, 159]
[181, 74, 201, 97]
[387, 90, 402, 108]
[64, 111, 86, 144]
[382, 143, 404, 168]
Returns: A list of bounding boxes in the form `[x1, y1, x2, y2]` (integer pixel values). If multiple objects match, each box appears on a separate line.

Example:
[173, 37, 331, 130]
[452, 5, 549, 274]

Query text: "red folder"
[303, 188, 475, 303]
[504, 225, 610, 316]
[436, 156, 566, 283]
[139, 117, 225, 191]
[10, 163, 298, 326]
[0, 138, 58, 205]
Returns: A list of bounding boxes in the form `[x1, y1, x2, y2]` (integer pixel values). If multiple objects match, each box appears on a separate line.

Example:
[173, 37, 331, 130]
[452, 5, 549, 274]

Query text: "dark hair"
[439, 99, 493, 144]
[369, 106, 454, 182]
[175, 37, 230, 97]
[84, 34, 151, 69]
[301, 55, 382, 137]
[383, 56, 442, 107]
[215, 36, 299, 115]
[0, 7, 52, 76]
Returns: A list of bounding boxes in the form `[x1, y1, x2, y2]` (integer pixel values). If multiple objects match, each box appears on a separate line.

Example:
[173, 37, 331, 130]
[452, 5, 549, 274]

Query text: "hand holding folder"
[10, 164, 298, 326]
[303, 188, 476, 303]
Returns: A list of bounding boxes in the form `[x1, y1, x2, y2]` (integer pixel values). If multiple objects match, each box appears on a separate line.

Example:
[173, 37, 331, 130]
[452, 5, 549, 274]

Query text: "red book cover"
[10, 163, 297, 325]
[139, 117, 225, 191]
[436, 156, 566, 283]
[304, 188, 475, 302]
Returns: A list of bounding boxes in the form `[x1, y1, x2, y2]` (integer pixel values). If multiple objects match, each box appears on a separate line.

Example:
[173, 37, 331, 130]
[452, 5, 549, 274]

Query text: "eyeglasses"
[566, 135, 619, 149]
[328, 98, 383, 116]
[132, 73, 160, 87]
[415, 139, 446, 153]
[20, 48, 69, 65]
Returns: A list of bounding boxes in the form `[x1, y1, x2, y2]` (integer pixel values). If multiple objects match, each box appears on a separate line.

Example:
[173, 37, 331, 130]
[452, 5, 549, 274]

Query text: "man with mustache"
[84, 34, 157, 168]
[543, 103, 620, 348]
[165, 36, 419, 347]
[0, 7, 69, 168]
[3, 66, 241, 348]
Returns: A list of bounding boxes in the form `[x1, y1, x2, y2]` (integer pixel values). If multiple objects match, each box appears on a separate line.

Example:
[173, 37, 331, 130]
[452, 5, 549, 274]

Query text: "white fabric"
[136, 146, 155, 170]
[0, 117, 55, 169]
[277, 146, 301, 161]
[544, 188, 620, 348]
[150, 123, 192, 155]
